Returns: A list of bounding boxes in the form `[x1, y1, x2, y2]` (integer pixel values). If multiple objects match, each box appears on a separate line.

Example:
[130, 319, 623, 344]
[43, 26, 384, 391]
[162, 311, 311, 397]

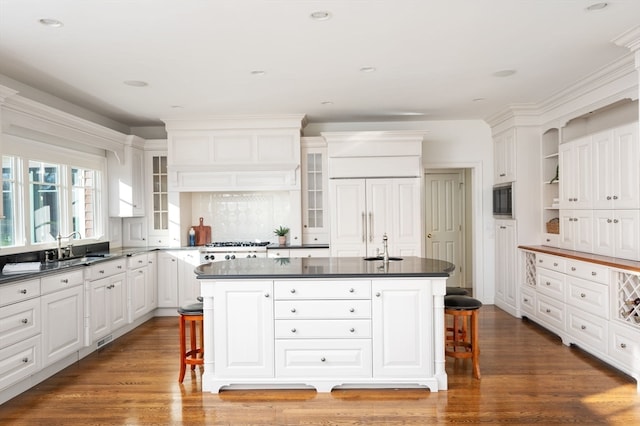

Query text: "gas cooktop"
[204, 241, 271, 248]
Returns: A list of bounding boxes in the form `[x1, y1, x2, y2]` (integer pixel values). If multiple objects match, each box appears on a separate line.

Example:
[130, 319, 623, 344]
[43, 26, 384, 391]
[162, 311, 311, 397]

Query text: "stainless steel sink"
[363, 256, 403, 261]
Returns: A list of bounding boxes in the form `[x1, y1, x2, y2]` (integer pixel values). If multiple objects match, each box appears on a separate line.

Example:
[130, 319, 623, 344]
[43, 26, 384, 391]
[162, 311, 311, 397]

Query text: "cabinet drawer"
[41, 269, 84, 294]
[536, 294, 565, 332]
[566, 307, 607, 354]
[86, 259, 126, 281]
[0, 298, 41, 349]
[565, 259, 609, 285]
[275, 339, 371, 378]
[542, 233, 559, 247]
[608, 322, 640, 370]
[275, 300, 371, 319]
[0, 279, 40, 307]
[566, 276, 608, 319]
[289, 249, 330, 258]
[128, 253, 149, 269]
[536, 269, 565, 300]
[536, 253, 565, 273]
[520, 286, 536, 317]
[275, 280, 370, 300]
[0, 334, 40, 391]
[275, 320, 371, 339]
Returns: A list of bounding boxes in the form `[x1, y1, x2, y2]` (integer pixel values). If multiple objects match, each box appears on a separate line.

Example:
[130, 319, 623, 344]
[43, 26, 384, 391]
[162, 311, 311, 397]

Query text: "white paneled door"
[425, 173, 462, 286]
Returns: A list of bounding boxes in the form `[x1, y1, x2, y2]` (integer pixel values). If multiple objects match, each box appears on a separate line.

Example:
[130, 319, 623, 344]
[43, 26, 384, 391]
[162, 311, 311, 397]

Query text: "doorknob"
[427, 233, 432, 238]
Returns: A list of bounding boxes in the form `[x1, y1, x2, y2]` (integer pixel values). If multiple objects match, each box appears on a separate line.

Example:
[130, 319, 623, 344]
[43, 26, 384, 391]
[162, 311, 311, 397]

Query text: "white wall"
[305, 119, 494, 304]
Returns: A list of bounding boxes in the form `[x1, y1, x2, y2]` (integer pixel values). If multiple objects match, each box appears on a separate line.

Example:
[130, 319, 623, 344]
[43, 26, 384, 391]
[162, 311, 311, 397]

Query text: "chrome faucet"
[382, 233, 390, 263]
[56, 231, 81, 259]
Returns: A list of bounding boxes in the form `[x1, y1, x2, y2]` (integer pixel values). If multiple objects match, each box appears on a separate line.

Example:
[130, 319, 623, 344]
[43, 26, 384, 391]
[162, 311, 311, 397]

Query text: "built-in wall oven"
[199, 241, 270, 264]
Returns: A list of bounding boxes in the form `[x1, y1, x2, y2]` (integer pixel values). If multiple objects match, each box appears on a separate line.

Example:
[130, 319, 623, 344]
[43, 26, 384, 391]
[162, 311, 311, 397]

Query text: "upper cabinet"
[559, 137, 593, 210]
[591, 123, 640, 210]
[107, 135, 146, 217]
[301, 137, 329, 245]
[494, 129, 516, 184]
[144, 141, 170, 246]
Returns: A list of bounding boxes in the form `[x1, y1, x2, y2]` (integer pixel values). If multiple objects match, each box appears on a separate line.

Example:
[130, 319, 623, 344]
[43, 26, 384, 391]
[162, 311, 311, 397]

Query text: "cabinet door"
[213, 281, 274, 378]
[41, 285, 83, 367]
[301, 141, 329, 244]
[614, 210, 640, 260]
[108, 144, 145, 217]
[329, 179, 367, 256]
[559, 210, 593, 252]
[592, 131, 615, 209]
[157, 251, 179, 307]
[593, 210, 615, 257]
[559, 139, 593, 209]
[178, 250, 201, 306]
[129, 267, 149, 321]
[494, 130, 516, 184]
[366, 179, 394, 256]
[392, 178, 422, 256]
[613, 123, 640, 209]
[109, 274, 128, 332]
[90, 277, 110, 342]
[372, 281, 430, 378]
[495, 220, 516, 309]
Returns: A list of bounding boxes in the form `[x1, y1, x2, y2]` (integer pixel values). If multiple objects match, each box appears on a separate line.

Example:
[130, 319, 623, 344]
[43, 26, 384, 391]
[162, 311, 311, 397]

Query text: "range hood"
[163, 115, 305, 192]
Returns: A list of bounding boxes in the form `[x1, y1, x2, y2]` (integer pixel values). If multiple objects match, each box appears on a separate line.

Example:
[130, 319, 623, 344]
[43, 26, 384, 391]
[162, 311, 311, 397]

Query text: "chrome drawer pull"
[349, 308, 355, 313]
[375, 292, 381, 297]
[61, 279, 68, 283]
[21, 318, 28, 324]
[117, 265, 123, 269]
[523, 298, 529, 302]
[264, 293, 270, 298]
[19, 289, 27, 294]
[291, 328, 297, 333]
[620, 343, 627, 349]
[349, 288, 355, 293]
[350, 328, 355, 333]
[580, 293, 586, 298]
[546, 281, 551, 286]
[22, 358, 29, 363]
[580, 325, 586, 330]
[571, 267, 576, 271]
[546, 309, 551, 313]
[591, 272, 597, 276]
[553, 262, 558, 267]
[291, 308, 296, 313]
[320, 357, 326, 362]
[290, 288, 296, 294]
[99, 270, 105, 274]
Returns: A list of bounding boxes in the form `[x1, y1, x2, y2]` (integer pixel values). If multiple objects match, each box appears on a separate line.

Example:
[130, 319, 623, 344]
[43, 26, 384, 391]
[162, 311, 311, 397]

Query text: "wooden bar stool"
[178, 301, 204, 383]
[444, 295, 482, 379]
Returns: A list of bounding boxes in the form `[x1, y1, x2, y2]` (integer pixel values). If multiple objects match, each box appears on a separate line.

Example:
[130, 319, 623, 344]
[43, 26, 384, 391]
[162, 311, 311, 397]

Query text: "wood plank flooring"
[1, 306, 639, 425]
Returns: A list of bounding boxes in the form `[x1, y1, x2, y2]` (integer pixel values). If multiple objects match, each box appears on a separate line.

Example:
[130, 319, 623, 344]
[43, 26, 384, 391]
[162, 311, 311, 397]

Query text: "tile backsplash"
[192, 192, 291, 243]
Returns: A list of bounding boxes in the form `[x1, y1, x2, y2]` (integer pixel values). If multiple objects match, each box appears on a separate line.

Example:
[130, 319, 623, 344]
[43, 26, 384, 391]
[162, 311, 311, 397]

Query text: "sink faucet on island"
[195, 253, 454, 394]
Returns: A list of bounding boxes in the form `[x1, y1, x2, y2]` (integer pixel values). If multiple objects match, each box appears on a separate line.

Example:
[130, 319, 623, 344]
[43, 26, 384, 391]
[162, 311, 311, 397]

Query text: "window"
[29, 160, 60, 243]
[1, 156, 18, 247]
[71, 167, 98, 238]
[152, 155, 168, 230]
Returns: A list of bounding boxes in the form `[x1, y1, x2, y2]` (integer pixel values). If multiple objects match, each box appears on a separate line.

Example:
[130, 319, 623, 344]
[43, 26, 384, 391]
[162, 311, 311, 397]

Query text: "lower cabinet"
[89, 272, 127, 343]
[128, 253, 155, 321]
[206, 277, 445, 392]
[495, 220, 517, 315]
[521, 248, 640, 392]
[157, 251, 179, 308]
[40, 284, 84, 367]
[0, 335, 40, 391]
[178, 250, 201, 306]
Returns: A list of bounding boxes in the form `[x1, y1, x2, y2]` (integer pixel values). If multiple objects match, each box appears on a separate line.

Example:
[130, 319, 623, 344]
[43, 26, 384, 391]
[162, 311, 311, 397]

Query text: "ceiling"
[0, 0, 639, 129]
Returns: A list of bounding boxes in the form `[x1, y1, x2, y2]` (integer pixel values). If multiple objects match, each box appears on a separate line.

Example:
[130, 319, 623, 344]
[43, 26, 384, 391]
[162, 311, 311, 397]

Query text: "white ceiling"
[0, 0, 639, 128]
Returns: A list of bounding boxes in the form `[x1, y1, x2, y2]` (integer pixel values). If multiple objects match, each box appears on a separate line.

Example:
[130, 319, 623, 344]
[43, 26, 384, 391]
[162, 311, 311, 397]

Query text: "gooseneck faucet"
[382, 233, 390, 263]
[56, 231, 82, 259]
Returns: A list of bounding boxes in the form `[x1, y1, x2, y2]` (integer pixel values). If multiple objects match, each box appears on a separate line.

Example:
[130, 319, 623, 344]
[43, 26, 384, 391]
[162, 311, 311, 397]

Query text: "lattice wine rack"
[616, 272, 640, 326]
[524, 252, 537, 288]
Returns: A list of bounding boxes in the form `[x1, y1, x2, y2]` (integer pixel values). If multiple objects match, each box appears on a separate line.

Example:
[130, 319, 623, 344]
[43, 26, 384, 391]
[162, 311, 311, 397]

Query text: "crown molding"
[0, 85, 19, 104]
[613, 25, 640, 52]
[163, 114, 307, 132]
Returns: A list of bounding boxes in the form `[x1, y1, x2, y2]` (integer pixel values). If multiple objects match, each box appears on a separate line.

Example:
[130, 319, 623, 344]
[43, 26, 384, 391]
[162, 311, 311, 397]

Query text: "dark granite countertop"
[195, 256, 454, 279]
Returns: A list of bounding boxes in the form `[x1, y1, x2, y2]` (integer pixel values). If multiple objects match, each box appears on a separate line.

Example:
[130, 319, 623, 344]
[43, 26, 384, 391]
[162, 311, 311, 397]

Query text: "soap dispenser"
[188, 227, 196, 246]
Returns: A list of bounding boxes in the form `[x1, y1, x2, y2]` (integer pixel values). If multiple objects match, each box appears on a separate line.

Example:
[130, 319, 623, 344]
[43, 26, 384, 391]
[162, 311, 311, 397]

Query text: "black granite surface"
[195, 256, 454, 279]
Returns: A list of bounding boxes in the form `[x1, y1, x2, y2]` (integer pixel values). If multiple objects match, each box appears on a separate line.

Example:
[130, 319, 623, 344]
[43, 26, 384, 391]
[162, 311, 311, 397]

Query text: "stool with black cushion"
[445, 287, 470, 296]
[178, 301, 204, 383]
[444, 295, 482, 379]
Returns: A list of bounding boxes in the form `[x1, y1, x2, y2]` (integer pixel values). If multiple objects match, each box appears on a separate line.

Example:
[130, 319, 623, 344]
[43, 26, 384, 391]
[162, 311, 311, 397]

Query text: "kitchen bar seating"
[178, 301, 204, 383]
[444, 295, 482, 379]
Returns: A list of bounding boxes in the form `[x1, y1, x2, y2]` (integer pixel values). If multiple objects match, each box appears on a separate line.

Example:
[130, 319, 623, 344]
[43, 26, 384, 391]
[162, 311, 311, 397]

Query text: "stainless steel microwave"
[493, 183, 513, 218]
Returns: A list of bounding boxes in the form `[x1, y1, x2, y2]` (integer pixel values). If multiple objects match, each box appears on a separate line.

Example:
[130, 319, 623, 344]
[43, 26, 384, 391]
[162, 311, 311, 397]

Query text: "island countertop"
[195, 256, 454, 279]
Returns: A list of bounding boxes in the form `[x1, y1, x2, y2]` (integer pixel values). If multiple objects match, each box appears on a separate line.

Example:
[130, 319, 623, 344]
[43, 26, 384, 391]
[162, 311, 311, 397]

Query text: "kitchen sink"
[363, 256, 403, 261]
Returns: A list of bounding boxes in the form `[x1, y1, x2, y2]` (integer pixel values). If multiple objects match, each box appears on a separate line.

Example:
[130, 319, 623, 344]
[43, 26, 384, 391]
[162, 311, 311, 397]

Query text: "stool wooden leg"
[199, 319, 204, 360]
[190, 320, 197, 371]
[178, 315, 186, 383]
[471, 310, 481, 379]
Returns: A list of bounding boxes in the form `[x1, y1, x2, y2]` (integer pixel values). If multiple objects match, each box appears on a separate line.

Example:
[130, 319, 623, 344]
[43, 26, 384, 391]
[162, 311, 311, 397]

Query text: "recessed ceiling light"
[493, 69, 516, 78]
[310, 11, 331, 21]
[250, 70, 266, 76]
[472, 98, 486, 102]
[170, 105, 183, 109]
[360, 66, 376, 73]
[123, 80, 148, 87]
[321, 101, 334, 105]
[39, 18, 63, 28]
[586, 2, 608, 11]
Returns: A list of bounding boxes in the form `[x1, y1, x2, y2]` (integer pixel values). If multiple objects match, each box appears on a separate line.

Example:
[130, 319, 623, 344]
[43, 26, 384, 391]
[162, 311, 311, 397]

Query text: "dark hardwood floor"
[1, 306, 638, 425]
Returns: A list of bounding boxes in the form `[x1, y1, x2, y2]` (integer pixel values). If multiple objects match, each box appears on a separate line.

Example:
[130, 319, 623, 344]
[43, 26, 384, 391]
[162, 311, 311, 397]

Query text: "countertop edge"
[519, 245, 640, 273]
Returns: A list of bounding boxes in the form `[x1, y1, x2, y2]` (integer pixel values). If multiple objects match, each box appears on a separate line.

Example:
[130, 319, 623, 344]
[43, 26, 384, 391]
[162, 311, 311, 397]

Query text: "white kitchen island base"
[198, 259, 451, 394]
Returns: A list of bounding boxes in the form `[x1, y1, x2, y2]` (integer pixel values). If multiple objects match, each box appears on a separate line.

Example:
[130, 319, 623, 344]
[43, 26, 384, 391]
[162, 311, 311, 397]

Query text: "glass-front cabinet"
[301, 137, 329, 244]
[145, 146, 169, 246]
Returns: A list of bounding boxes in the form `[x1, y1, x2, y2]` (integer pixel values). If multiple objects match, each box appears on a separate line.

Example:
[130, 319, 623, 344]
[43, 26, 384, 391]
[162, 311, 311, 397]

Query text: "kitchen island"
[195, 256, 454, 393]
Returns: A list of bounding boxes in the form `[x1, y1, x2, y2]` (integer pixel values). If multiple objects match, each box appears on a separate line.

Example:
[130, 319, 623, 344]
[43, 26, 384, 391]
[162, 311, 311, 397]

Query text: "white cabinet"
[372, 281, 430, 378]
[107, 136, 145, 217]
[559, 209, 593, 252]
[40, 270, 84, 367]
[145, 149, 170, 245]
[541, 128, 560, 247]
[495, 220, 517, 314]
[593, 210, 640, 260]
[178, 250, 201, 306]
[213, 280, 274, 378]
[156, 251, 179, 308]
[0, 335, 40, 391]
[301, 137, 329, 245]
[329, 178, 421, 257]
[559, 137, 593, 210]
[89, 267, 127, 343]
[288, 248, 330, 258]
[592, 123, 640, 210]
[494, 129, 516, 184]
[267, 249, 290, 258]
[128, 252, 154, 321]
